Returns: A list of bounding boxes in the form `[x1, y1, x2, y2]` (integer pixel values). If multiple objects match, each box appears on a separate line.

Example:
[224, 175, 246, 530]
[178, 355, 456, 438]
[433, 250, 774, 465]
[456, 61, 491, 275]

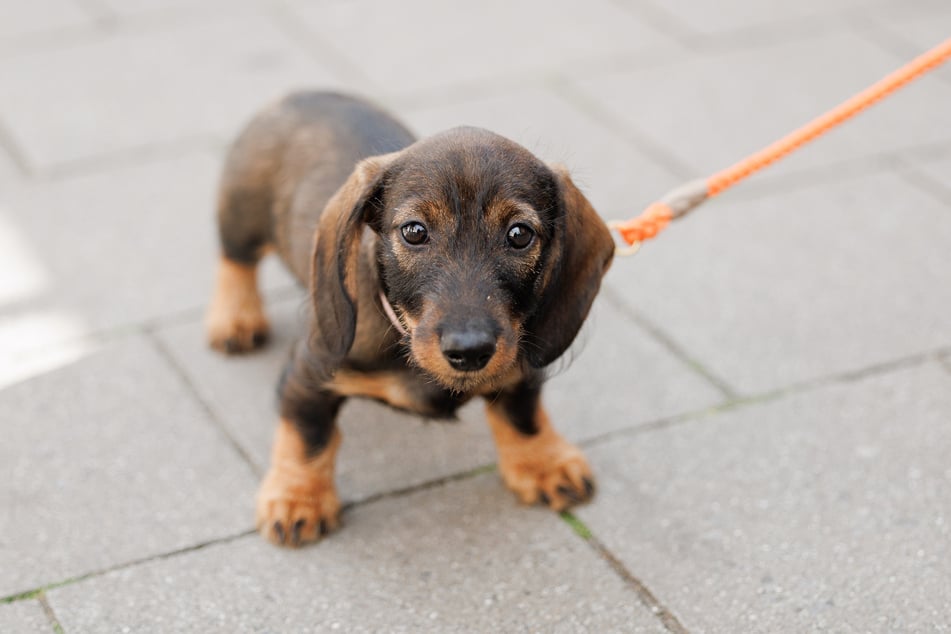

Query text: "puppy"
[206, 91, 615, 547]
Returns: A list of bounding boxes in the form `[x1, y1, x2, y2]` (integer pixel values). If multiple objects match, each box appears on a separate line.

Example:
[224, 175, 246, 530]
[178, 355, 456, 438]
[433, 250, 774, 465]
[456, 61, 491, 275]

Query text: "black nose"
[440, 329, 496, 372]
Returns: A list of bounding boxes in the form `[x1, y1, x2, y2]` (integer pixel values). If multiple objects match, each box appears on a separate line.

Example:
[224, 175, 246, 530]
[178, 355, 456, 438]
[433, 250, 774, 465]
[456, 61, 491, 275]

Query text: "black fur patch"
[490, 378, 543, 436]
[277, 352, 343, 456]
[218, 187, 273, 264]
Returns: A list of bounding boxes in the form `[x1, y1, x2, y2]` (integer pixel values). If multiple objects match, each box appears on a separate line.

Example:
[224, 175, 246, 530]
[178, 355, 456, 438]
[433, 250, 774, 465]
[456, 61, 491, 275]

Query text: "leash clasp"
[607, 220, 643, 257]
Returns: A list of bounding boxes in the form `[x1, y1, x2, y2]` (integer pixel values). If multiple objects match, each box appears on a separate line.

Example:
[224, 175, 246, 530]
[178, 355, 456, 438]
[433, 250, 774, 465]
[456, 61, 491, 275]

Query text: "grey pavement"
[0, 1, 949, 632]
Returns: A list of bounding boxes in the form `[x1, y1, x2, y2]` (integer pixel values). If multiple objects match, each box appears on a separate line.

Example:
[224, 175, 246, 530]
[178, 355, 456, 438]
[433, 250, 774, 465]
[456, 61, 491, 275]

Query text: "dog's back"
[217, 91, 415, 282]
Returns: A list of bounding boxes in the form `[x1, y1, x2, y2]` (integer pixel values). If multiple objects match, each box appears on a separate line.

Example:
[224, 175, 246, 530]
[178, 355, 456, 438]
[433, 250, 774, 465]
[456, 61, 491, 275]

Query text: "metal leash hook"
[607, 221, 643, 257]
[607, 179, 707, 258]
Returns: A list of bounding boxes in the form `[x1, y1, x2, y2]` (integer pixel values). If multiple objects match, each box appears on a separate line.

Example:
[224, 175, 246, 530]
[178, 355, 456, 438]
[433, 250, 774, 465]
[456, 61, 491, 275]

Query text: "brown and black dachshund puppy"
[206, 91, 615, 547]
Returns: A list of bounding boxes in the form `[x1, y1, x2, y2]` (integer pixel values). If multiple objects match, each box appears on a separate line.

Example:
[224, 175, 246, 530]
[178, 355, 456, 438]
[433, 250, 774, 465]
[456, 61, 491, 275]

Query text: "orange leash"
[611, 36, 951, 254]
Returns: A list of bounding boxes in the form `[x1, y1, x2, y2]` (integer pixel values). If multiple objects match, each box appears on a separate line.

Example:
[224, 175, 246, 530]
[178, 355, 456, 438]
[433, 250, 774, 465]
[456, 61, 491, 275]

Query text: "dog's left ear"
[525, 165, 615, 368]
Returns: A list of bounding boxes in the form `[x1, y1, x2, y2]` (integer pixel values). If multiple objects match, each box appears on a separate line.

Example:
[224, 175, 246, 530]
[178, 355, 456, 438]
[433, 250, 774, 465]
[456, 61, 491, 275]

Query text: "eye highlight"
[506, 223, 534, 249]
[400, 221, 429, 245]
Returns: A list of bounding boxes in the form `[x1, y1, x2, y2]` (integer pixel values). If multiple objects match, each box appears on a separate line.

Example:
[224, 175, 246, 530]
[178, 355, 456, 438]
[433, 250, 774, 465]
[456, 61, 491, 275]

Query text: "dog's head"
[311, 127, 614, 392]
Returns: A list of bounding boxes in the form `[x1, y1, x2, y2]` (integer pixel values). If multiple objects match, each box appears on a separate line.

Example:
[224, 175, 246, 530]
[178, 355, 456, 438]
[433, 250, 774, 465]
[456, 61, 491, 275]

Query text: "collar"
[379, 290, 409, 337]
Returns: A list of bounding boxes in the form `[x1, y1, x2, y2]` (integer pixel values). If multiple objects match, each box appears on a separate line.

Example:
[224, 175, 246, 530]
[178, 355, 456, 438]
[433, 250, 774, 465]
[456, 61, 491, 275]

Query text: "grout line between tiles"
[607, 0, 702, 53]
[36, 134, 225, 181]
[893, 162, 951, 210]
[37, 593, 65, 634]
[581, 343, 951, 451]
[71, 0, 119, 30]
[550, 78, 696, 180]
[146, 329, 264, 478]
[340, 464, 498, 512]
[0, 530, 255, 606]
[560, 511, 689, 633]
[0, 117, 34, 178]
[0, 285, 301, 370]
[600, 286, 739, 400]
[265, 0, 377, 90]
[848, 13, 951, 90]
[0, 4, 243, 62]
[3, 340, 946, 606]
[615, 0, 860, 56]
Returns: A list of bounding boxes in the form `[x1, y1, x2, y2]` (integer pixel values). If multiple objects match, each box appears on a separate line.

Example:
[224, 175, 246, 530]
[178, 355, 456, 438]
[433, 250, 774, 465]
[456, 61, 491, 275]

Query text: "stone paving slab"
[0, 336, 257, 598]
[154, 297, 498, 499]
[0, 600, 50, 633]
[283, 0, 679, 96]
[96, 0, 258, 20]
[866, 3, 951, 82]
[0, 153, 294, 351]
[908, 153, 951, 194]
[639, 0, 914, 37]
[0, 144, 18, 183]
[156, 292, 722, 501]
[577, 362, 951, 633]
[572, 30, 951, 183]
[48, 472, 666, 633]
[400, 86, 681, 216]
[0, 10, 340, 170]
[606, 171, 951, 395]
[0, 0, 93, 46]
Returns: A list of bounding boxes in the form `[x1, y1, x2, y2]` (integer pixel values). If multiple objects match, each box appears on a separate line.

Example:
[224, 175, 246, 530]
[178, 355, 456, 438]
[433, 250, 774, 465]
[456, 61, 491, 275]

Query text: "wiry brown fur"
[208, 91, 615, 546]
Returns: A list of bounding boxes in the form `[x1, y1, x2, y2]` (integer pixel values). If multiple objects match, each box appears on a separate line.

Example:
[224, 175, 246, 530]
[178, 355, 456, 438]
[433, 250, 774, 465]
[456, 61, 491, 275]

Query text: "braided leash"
[610, 36, 951, 256]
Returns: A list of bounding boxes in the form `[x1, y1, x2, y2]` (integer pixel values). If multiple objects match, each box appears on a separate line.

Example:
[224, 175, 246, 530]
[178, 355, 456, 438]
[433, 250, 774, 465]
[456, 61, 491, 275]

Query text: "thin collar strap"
[379, 290, 408, 336]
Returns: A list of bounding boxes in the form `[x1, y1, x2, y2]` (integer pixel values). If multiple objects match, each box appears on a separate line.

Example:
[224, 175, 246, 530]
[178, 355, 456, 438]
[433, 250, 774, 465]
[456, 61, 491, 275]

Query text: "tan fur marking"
[486, 403, 594, 511]
[256, 418, 341, 547]
[205, 256, 269, 353]
[484, 198, 539, 229]
[408, 301, 521, 393]
[328, 370, 418, 410]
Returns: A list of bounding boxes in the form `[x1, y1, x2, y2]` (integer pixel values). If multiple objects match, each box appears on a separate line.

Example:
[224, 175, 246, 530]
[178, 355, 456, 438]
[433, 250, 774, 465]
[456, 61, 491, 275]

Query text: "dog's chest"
[329, 366, 468, 419]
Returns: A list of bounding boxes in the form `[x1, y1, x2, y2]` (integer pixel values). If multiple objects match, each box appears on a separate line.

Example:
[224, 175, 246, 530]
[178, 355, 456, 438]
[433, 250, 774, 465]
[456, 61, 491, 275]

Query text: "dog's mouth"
[411, 355, 520, 394]
[404, 324, 521, 394]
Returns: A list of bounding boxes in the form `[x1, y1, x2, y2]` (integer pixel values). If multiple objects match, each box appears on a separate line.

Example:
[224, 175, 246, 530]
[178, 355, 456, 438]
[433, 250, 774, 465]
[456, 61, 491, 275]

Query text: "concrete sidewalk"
[1, 1, 950, 631]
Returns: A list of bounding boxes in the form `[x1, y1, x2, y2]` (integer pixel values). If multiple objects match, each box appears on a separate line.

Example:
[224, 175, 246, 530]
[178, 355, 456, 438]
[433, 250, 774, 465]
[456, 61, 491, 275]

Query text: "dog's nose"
[440, 329, 496, 372]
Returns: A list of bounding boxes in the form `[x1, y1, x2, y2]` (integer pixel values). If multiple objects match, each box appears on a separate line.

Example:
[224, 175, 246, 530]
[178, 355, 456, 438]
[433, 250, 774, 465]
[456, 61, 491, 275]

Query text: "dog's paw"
[256, 465, 340, 547]
[206, 258, 269, 354]
[206, 301, 269, 354]
[497, 436, 595, 511]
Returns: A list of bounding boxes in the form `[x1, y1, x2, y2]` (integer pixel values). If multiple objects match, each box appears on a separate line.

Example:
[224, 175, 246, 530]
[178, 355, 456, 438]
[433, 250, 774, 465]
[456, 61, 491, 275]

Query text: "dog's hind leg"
[205, 170, 274, 354]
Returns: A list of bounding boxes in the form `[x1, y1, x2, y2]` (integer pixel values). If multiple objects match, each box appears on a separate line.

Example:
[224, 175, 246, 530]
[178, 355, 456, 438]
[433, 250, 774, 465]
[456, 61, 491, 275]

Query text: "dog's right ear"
[309, 151, 401, 367]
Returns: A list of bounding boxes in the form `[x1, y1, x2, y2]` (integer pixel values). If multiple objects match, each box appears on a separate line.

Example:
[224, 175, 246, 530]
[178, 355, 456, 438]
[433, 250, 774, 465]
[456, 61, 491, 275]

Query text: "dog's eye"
[506, 224, 534, 249]
[400, 222, 429, 245]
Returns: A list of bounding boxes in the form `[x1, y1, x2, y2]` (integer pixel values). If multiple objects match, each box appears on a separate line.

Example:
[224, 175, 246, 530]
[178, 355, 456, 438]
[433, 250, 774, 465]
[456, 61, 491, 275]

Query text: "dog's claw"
[291, 518, 305, 546]
[273, 521, 286, 544]
[557, 484, 583, 504]
[582, 476, 595, 497]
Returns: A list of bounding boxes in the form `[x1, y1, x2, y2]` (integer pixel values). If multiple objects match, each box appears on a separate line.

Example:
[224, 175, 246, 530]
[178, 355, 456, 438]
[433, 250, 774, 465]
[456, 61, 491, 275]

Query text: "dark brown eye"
[400, 221, 429, 245]
[507, 224, 534, 249]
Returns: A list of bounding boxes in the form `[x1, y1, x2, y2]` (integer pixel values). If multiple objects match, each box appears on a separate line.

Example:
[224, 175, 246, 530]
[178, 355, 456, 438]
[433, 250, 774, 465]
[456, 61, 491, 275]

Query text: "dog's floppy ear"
[309, 151, 401, 365]
[525, 165, 615, 368]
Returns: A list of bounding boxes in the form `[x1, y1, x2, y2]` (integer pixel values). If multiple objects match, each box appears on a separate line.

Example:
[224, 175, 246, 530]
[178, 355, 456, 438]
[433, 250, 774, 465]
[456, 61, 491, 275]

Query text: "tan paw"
[498, 436, 595, 511]
[205, 258, 269, 354]
[256, 465, 340, 547]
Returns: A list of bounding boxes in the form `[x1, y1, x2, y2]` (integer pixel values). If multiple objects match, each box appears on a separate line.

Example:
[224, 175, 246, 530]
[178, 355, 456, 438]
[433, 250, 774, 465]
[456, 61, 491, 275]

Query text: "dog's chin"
[415, 358, 518, 395]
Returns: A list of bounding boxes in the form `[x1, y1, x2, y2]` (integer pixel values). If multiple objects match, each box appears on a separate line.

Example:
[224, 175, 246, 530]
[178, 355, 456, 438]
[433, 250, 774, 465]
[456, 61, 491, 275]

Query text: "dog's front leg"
[256, 347, 344, 547]
[485, 382, 595, 511]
